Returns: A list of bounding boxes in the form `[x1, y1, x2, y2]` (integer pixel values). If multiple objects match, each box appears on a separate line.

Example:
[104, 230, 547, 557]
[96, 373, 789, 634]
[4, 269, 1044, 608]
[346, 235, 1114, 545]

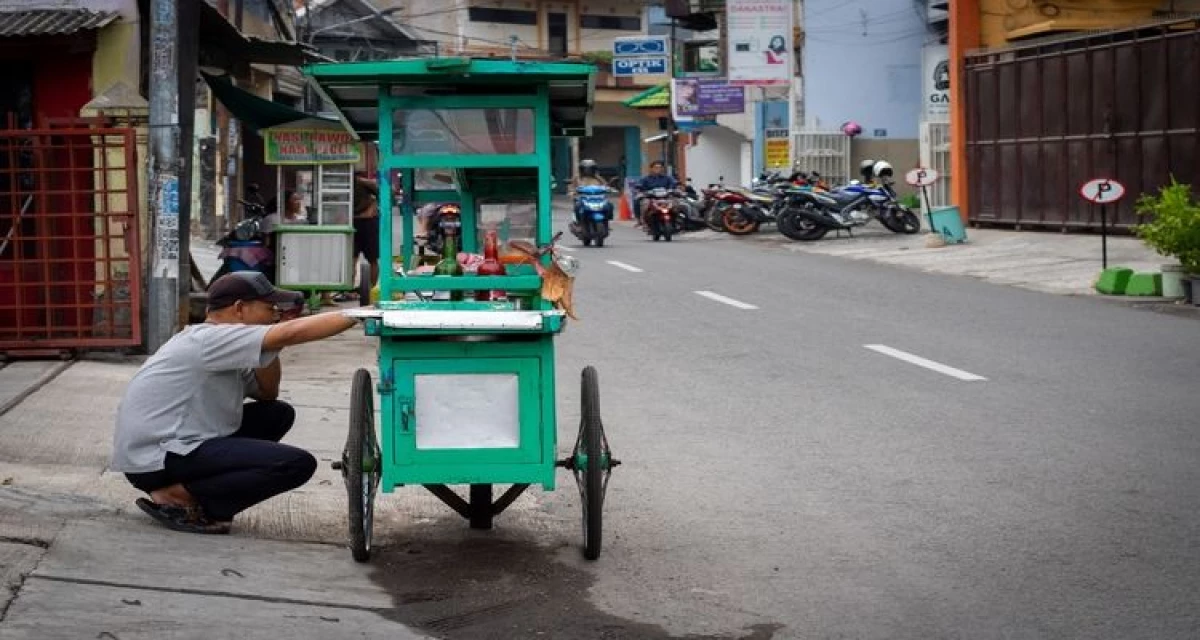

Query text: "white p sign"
[905, 167, 939, 187]
[1079, 178, 1126, 204]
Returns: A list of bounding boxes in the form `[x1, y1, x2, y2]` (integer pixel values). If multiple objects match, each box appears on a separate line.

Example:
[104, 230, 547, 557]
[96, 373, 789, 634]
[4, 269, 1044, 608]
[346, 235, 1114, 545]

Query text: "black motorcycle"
[673, 179, 709, 232]
[777, 175, 920, 242]
[209, 199, 274, 285]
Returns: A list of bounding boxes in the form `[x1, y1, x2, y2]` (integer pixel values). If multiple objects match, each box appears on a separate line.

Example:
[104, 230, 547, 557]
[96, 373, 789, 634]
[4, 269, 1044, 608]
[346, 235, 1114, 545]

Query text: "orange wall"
[949, 0, 980, 221]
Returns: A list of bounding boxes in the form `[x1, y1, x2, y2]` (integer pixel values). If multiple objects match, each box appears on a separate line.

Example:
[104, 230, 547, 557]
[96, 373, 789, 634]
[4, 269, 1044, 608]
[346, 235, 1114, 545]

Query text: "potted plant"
[1134, 178, 1200, 303]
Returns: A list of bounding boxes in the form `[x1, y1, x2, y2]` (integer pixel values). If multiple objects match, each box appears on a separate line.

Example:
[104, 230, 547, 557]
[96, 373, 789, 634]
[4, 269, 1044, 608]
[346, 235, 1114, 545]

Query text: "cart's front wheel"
[344, 368, 380, 562]
[574, 366, 614, 560]
[357, 262, 372, 307]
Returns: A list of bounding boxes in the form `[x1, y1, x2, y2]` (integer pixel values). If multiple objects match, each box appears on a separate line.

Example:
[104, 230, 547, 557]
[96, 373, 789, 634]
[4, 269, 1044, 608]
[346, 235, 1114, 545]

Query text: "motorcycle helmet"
[859, 159, 876, 183]
[578, 158, 598, 178]
[872, 160, 894, 184]
[841, 120, 862, 137]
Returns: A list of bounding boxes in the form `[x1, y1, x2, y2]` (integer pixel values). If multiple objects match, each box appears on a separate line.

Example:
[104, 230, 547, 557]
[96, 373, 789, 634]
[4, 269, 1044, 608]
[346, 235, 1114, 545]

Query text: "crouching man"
[111, 271, 359, 534]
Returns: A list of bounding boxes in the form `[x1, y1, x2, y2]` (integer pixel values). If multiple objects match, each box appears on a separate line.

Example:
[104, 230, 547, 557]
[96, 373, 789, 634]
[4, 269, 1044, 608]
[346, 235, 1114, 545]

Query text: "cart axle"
[555, 456, 621, 471]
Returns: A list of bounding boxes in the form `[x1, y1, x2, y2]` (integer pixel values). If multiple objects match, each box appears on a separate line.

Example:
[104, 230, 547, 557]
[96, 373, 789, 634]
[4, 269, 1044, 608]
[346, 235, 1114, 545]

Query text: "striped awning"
[0, 9, 119, 37]
[623, 84, 670, 109]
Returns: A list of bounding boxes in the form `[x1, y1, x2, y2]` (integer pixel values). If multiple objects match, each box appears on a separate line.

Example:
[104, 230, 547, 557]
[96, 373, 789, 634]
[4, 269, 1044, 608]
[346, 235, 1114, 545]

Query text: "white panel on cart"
[381, 310, 544, 330]
[414, 373, 520, 449]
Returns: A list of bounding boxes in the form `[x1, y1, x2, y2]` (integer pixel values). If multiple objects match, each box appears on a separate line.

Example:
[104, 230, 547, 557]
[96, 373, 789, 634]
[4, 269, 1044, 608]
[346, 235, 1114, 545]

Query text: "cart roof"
[303, 57, 596, 140]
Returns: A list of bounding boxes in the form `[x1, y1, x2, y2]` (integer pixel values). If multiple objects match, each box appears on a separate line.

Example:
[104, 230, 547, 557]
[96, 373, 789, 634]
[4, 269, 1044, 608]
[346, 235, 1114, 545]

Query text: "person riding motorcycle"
[574, 159, 612, 223]
[634, 160, 678, 223]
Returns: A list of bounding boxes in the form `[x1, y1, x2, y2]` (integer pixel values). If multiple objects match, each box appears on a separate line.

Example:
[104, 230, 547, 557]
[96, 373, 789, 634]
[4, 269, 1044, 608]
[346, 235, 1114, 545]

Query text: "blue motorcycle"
[568, 185, 614, 247]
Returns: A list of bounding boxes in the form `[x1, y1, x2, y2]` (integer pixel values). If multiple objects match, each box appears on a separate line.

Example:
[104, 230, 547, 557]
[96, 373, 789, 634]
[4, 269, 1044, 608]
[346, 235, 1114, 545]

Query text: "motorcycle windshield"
[578, 185, 608, 195]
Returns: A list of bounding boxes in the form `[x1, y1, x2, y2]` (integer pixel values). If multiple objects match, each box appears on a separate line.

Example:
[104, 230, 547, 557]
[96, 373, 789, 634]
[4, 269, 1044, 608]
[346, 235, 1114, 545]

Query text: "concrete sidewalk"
[0, 334, 455, 639]
[741, 223, 1180, 298]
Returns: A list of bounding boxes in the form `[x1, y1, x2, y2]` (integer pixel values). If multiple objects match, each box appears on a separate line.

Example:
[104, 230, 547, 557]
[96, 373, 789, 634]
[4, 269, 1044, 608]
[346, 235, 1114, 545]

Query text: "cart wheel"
[357, 262, 372, 307]
[469, 484, 493, 530]
[573, 366, 612, 560]
[344, 368, 380, 562]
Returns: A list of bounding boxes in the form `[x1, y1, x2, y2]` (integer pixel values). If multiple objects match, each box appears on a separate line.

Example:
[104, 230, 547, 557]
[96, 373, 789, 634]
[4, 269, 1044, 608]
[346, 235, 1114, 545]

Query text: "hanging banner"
[922, 44, 950, 122]
[727, 0, 793, 87]
[671, 79, 746, 120]
[265, 129, 361, 165]
[764, 127, 790, 170]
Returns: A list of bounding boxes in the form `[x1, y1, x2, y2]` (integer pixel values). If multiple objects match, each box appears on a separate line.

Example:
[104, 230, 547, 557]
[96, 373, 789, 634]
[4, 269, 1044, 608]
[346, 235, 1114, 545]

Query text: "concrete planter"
[1162, 264, 1186, 299]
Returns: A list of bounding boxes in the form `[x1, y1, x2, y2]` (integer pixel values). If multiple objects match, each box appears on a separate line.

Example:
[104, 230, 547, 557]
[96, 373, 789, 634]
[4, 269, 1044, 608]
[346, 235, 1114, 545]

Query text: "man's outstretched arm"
[263, 310, 358, 352]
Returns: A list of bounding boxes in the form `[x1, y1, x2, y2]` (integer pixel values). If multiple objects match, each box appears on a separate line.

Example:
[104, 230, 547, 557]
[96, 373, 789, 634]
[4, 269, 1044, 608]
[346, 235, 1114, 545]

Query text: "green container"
[1125, 272, 1163, 297]
[1095, 267, 1134, 295]
[928, 206, 968, 244]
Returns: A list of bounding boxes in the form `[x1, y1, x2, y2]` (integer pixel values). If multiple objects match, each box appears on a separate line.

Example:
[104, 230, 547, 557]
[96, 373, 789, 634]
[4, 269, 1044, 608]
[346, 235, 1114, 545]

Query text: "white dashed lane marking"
[863, 344, 988, 381]
[606, 260, 644, 273]
[694, 290, 758, 310]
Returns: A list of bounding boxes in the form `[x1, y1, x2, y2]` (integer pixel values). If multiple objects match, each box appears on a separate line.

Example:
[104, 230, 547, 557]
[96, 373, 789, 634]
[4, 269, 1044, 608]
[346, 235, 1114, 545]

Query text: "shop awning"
[623, 84, 670, 109]
[0, 9, 119, 37]
[201, 72, 338, 133]
[195, 1, 323, 68]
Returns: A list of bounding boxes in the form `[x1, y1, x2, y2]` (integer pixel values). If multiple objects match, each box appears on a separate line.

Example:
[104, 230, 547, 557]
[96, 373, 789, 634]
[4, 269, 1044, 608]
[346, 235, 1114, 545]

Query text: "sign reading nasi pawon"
[265, 129, 362, 164]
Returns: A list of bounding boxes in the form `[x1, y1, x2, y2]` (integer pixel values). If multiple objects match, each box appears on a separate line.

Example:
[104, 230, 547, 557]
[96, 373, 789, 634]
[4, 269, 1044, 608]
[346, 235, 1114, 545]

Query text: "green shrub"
[1133, 178, 1200, 274]
[579, 51, 613, 66]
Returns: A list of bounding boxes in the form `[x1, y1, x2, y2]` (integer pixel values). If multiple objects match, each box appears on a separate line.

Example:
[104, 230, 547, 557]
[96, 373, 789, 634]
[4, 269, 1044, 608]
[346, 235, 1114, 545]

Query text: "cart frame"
[306, 57, 617, 562]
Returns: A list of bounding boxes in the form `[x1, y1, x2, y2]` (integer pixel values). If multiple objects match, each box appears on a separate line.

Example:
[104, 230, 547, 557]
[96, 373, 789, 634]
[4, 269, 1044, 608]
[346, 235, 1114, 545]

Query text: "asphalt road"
[11, 215, 1196, 640]
[524, 217, 1200, 639]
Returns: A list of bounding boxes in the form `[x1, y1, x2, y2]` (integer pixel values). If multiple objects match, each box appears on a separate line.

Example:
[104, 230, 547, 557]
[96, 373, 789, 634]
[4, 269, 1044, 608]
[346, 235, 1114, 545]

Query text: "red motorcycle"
[706, 188, 771, 236]
[641, 187, 678, 242]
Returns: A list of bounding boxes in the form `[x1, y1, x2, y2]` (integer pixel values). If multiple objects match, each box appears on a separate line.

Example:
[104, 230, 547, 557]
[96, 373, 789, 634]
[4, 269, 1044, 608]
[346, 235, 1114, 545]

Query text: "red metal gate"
[0, 124, 142, 354]
[964, 19, 1200, 230]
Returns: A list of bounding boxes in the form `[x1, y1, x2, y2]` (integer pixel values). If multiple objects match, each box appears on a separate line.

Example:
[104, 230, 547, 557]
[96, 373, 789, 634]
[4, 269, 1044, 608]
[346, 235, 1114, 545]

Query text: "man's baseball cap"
[207, 272, 304, 311]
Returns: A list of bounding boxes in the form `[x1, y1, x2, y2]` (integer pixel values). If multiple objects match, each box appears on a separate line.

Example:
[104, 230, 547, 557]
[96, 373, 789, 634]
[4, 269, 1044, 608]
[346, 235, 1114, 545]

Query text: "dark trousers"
[125, 401, 317, 521]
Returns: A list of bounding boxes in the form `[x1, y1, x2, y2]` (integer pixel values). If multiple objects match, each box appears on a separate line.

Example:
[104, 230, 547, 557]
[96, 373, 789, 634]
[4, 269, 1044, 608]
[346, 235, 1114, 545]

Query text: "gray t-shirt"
[111, 323, 278, 473]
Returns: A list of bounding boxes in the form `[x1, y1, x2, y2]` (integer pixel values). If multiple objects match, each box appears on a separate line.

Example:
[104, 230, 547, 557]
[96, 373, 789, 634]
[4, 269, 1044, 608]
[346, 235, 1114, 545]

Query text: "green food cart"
[306, 57, 619, 562]
[262, 117, 371, 309]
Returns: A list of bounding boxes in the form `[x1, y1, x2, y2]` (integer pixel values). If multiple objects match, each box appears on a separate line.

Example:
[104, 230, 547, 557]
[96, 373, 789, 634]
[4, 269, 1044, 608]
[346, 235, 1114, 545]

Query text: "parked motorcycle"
[209, 198, 274, 286]
[673, 179, 709, 232]
[718, 171, 796, 235]
[568, 185, 614, 247]
[776, 161, 921, 241]
[641, 187, 679, 242]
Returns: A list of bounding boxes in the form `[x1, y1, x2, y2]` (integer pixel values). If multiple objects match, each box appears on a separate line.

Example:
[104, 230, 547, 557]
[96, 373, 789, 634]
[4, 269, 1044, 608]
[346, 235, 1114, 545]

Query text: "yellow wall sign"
[764, 128, 790, 170]
[265, 129, 361, 165]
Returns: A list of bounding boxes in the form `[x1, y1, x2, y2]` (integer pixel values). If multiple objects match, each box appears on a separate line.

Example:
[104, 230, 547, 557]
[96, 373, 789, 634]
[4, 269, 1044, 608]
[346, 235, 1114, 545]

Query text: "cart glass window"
[477, 199, 536, 246]
[392, 109, 535, 156]
[318, 165, 352, 224]
[414, 168, 459, 191]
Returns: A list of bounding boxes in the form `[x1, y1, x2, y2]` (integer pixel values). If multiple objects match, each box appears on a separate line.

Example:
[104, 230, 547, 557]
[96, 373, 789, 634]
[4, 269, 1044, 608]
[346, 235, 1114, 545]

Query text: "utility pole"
[147, 0, 182, 352]
[787, 0, 801, 163]
[145, 0, 198, 351]
[668, 18, 678, 176]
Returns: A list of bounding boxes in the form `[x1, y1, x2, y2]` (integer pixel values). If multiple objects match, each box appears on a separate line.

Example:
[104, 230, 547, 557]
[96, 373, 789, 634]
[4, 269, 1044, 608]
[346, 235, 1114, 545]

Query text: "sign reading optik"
[613, 57, 668, 76]
[612, 36, 669, 78]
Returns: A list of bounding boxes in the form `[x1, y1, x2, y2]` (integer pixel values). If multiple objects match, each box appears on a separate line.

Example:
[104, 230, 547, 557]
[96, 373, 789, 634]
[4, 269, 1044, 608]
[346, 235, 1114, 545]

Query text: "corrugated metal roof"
[0, 9, 119, 37]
